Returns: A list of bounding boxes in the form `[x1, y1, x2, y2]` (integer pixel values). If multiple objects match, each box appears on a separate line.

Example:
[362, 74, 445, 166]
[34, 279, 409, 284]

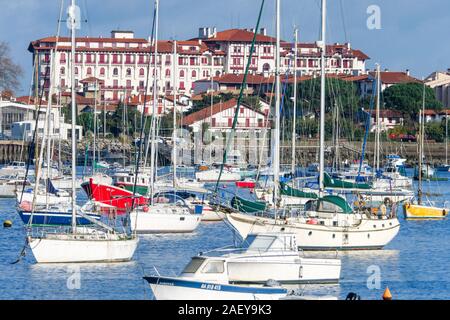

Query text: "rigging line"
[130, 1, 157, 210]
[19, 0, 65, 207]
[339, 0, 348, 43]
[213, 0, 266, 195]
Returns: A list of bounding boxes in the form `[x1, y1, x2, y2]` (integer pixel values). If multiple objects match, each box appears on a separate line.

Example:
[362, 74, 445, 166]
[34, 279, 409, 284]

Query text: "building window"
[100, 67, 105, 76]
[60, 53, 66, 63]
[139, 81, 145, 89]
[139, 55, 145, 64]
[74, 67, 79, 75]
[60, 67, 65, 75]
[61, 79, 65, 88]
[139, 68, 145, 77]
[113, 68, 119, 76]
[180, 70, 185, 78]
[191, 70, 197, 78]
[126, 80, 131, 88]
[165, 69, 170, 77]
[126, 68, 132, 77]
[87, 67, 92, 75]
[179, 81, 185, 90]
[165, 55, 171, 65]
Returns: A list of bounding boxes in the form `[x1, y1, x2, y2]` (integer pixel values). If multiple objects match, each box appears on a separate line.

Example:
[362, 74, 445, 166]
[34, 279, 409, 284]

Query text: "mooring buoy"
[3, 220, 12, 228]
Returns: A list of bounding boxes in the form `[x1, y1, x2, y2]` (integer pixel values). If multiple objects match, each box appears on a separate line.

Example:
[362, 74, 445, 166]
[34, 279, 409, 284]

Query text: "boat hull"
[227, 258, 341, 284]
[130, 209, 201, 233]
[29, 235, 139, 263]
[404, 203, 448, 219]
[18, 210, 100, 226]
[81, 179, 148, 212]
[226, 213, 400, 251]
[144, 276, 287, 300]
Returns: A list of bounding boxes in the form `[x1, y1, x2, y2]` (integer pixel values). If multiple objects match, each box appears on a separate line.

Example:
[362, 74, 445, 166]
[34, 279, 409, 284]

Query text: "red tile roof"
[368, 71, 421, 84]
[202, 29, 276, 43]
[370, 109, 403, 118]
[182, 98, 264, 126]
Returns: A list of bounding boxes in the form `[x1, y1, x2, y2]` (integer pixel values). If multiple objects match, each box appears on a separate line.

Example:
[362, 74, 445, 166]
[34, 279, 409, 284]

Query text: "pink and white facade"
[29, 28, 369, 108]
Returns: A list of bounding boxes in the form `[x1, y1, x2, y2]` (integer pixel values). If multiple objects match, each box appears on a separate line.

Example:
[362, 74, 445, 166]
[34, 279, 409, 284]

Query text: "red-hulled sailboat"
[81, 178, 148, 213]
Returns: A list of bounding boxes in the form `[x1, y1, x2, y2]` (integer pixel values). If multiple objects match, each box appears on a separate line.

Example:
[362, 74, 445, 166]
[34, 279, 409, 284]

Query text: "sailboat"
[129, 6, 201, 233]
[28, 0, 138, 263]
[403, 83, 449, 219]
[227, 0, 400, 250]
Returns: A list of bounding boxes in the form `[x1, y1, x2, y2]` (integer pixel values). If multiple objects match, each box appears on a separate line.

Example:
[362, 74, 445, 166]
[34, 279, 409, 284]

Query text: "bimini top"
[305, 195, 353, 214]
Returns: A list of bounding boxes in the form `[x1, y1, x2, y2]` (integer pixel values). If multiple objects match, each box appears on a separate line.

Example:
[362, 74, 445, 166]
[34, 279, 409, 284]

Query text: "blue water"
[1, 169, 449, 300]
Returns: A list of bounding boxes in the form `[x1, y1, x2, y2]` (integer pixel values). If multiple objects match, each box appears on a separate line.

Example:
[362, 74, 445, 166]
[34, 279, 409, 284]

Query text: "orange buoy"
[382, 287, 392, 300]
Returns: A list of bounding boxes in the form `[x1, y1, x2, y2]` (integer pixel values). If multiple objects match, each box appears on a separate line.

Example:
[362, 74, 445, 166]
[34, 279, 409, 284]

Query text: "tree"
[0, 42, 23, 92]
[383, 83, 442, 117]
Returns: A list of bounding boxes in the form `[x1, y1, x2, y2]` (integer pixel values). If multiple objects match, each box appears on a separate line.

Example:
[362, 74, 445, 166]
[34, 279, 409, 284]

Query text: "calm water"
[1, 169, 449, 300]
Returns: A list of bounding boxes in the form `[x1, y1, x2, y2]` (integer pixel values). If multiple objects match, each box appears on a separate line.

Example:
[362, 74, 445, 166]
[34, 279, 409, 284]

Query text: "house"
[181, 98, 268, 133]
[359, 70, 422, 97]
[370, 109, 404, 132]
[425, 70, 450, 108]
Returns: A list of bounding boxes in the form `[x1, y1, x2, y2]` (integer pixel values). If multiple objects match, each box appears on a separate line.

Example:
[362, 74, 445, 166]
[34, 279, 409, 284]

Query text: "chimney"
[406, 69, 410, 76]
[250, 28, 255, 34]
[384, 68, 389, 72]
[199, 27, 207, 39]
[212, 27, 217, 37]
[260, 28, 267, 36]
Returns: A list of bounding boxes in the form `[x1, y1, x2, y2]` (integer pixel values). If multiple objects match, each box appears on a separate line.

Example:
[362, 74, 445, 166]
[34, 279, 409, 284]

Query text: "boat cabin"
[304, 195, 353, 218]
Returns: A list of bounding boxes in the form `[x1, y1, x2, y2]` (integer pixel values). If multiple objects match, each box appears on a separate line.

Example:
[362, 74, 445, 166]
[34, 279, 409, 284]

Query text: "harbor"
[0, 0, 450, 304]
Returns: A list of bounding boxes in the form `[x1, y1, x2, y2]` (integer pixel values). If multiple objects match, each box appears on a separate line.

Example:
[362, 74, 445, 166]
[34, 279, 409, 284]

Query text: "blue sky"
[1, 0, 449, 95]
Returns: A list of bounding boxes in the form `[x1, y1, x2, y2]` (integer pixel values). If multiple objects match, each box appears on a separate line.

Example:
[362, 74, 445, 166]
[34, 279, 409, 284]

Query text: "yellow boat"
[404, 202, 448, 220]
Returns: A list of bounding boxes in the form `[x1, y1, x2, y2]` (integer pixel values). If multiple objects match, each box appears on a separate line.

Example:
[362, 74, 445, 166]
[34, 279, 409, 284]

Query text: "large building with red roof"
[29, 28, 369, 108]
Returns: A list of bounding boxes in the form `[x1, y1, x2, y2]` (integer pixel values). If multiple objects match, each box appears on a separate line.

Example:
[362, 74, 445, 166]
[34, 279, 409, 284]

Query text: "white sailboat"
[28, 0, 138, 263]
[227, 0, 400, 250]
[130, 4, 201, 233]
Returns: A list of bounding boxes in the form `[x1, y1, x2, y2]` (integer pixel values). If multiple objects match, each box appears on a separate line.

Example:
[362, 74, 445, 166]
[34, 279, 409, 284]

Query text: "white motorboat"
[0, 175, 30, 198]
[227, 195, 400, 251]
[144, 275, 288, 300]
[196, 233, 341, 284]
[130, 201, 201, 233]
[0, 161, 31, 177]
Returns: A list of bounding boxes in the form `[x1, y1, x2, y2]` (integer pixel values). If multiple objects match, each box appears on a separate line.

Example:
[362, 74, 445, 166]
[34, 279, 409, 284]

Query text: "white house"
[370, 110, 404, 132]
[181, 98, 268, 133]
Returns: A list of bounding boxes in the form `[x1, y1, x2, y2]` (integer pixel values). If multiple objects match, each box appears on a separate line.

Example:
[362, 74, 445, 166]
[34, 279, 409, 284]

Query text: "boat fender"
[443, 209, 447, 216]
[380, 204, 387, 216]
[143, 206, 149, 212]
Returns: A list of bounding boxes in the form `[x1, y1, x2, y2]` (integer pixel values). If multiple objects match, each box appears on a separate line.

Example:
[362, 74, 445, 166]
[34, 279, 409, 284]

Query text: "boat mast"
[446, 108, 448, 165]
[172, 40, 177, 189]
[93, 79, 98, 174]
[149, 0, 159, 203]
[273, 0, 281, 207]
[291, 28, 298, 177]
[318, 0, 327, 195]
[374, 63, 381, 174]
[418, 82, 426, 205]
[70, 0, 77, 232]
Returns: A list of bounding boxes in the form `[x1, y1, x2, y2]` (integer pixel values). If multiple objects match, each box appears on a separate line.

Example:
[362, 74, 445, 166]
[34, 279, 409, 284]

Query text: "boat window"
[304, 201, 317, 211]
[319, 201, 343, 213]
[243, 235, 275, 252]
[182, 257, 205, 273]
[201, 261, 224, 274]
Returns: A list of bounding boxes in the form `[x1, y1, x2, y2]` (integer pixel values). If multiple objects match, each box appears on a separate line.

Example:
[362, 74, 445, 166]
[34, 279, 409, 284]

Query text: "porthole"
[373, 225, 376, 228]
[332, 234, 335, 239]
[382, 224, 385, 228]
[280, 227, 285, 231]
[308, 231, 312, 236]
[367, 234, 370, 239]
[180, 217, 185, 221]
